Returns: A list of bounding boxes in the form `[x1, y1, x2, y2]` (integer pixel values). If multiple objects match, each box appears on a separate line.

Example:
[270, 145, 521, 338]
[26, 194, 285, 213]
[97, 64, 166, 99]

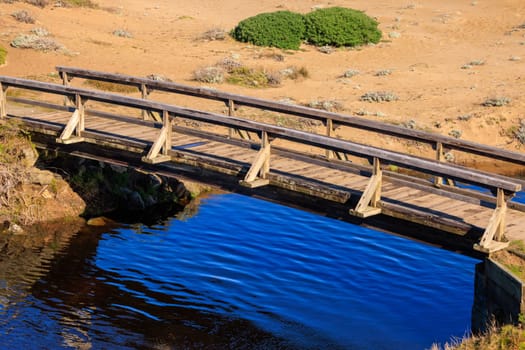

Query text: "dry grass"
[11, 34, 63, 51]
[431, 323, 525, 350]
[82, 79, 137, 93]
[12, 10, 36, 24]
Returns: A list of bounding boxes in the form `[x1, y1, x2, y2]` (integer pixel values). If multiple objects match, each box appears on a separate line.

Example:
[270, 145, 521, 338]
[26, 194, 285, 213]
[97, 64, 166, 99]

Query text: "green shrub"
[304, 7, 381, 47]
[230, 11, 306, 50]
[0, 46, 7, 65]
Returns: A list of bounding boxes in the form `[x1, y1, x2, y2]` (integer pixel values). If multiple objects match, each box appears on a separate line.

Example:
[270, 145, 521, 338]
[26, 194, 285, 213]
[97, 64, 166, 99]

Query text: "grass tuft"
[83, 79, 137, 93]
[11, 34, 63, 51]
[12, 10, 36, 23]
[360, 91, 398, 102]
[482, 97, 511, 107]
[193, 66, 224, 84]
[0, 46, 7, 65]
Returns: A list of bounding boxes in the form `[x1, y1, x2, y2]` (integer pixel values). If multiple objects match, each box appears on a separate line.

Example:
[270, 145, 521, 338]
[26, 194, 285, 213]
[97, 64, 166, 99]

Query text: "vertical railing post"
[140, 83, 149, 120]
[60, 71, 70, 106]
[261, 130, 270, 179]
[0, 82, 7, 119]
[326, 118, 333, 159]
[434, 142, 444, 186]
[228, 99, 234, 139]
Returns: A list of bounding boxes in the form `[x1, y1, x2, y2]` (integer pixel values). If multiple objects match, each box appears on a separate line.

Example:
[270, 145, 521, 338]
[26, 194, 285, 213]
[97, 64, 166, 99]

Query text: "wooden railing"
[0, 75, 522, 252]
[56, 66, 525, 172]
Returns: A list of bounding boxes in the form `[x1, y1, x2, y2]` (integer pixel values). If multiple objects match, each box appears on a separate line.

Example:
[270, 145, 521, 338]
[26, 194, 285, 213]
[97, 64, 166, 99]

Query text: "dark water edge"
[0, 193, 479, 349]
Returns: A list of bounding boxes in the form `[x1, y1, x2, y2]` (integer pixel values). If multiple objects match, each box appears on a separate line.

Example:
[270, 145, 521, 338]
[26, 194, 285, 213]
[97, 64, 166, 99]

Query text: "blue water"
[0, 193, 479, 349]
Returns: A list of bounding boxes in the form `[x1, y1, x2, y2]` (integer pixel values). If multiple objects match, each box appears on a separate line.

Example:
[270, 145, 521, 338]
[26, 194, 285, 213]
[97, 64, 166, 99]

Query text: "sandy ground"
[0, 0, 524, 168]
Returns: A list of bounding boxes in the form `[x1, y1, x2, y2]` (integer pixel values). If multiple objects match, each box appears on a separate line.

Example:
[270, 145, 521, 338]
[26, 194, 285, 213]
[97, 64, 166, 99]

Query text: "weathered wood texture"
[2, 74, 525, 255]
[56, 66, 525, 167]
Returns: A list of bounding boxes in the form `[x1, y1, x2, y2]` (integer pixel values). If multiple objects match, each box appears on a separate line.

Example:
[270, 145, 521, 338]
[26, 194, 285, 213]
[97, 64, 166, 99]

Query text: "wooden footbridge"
[1, 67, 524, 255]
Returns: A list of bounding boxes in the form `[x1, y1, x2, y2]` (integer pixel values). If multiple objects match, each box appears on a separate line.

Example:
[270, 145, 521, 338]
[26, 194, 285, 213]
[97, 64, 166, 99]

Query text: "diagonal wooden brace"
[56, 94, 85, 144]
[350, 157, 382, 218]
[474, 188, 510, 253]
[142, 110, 172, 164]
[240, 131, 271, 188]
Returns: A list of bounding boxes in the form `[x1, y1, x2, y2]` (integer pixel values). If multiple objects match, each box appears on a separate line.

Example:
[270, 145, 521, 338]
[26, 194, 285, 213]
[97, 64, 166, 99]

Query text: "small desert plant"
[230, 10, 306, 50]
[307, 99, 344, 112]
[388, 31, 401, 38]
[280, 66, 309, 80]
[457, 114, 472, 121]
[482, 97, 511, 107]
[215, 57, 243, 73]
[226, 66, 271, 87]
[264, 71, 282, 86]
[0, 46, 7, 65]
[83, 79, 137, 93]
[356, 109, 385, 117]
[10, 35, 63, 51]
[30, 27, 49, 36]
[59, 0, 98, 7]
[145, 74, 172, 82]
[304, 7, 381, 47]
[317, 45, 335, 54]
[448, 129, 462, 138]
[375, 69, 392, 76]
[360, 91, 398, 102]
[342, 69, 360, 78]
[200, 28, 227, 41]
[112, 29, 133, 38]
[255, 51, 285, 61]
[12, 10, 35, 24]
[514, 120, 525, 144]
[403, 119, 416, 129]
[25, 0, 48, 7]
[193, 66, 224, 84]
[461, 60, 485, 69]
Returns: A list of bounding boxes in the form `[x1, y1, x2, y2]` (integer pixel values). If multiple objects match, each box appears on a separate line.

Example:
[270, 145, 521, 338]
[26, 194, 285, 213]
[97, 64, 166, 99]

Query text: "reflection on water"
[0, 194, 478, 349]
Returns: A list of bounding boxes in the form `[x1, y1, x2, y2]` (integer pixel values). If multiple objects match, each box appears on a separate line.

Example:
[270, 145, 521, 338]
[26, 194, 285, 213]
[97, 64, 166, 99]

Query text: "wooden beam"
[350, 157, 382, 218]
[142, 110, 172, 164]
[474, 188, 510, 253]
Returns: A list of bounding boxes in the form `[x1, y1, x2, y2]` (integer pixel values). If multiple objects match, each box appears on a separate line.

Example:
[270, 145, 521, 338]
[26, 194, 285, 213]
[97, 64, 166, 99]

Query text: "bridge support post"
[474, 188, 511, 253]
[56, 94, 86, 144]
[0, 82, 7, 119]
[142, 110, 172, 164]
[350, 157, 382, 218]
[240, 131, 271, 188]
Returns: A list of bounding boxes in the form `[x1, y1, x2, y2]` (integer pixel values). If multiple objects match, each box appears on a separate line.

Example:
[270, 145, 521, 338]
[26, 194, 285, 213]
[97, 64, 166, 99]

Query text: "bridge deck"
[12, 108, 525, 246]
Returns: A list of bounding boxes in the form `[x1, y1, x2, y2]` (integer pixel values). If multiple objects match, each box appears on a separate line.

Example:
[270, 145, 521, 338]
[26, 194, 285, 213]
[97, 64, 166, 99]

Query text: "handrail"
[56, 66, 525, 166]
[0, 75, 521, 193]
